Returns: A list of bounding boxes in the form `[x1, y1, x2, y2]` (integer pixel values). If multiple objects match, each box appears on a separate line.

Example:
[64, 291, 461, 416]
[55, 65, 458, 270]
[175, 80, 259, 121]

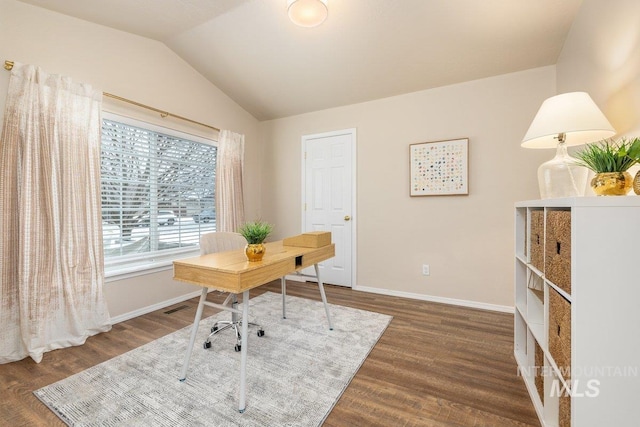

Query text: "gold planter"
[590, 171, 632, 196]
[245, 243, 266, 262]
[634, 170, 640, 195]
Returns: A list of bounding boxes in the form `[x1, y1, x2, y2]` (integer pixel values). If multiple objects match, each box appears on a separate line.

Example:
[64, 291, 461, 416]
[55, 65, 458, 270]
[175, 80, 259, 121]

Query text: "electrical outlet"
[422, 264, 430, 276]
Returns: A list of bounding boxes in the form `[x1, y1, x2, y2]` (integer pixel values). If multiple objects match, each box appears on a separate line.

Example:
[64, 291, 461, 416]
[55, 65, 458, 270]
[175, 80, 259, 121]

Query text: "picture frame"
[409, 138, 469, 196]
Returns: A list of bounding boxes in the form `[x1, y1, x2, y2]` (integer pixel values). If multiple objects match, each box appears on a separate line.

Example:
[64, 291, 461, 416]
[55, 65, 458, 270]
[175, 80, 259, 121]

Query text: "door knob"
[344, 215, 351, 221]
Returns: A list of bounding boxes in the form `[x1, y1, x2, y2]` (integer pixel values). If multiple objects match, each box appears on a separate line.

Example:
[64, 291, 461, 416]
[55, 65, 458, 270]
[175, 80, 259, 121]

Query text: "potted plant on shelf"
[238, 220, 274, 262]
[574, 137, 640, 195]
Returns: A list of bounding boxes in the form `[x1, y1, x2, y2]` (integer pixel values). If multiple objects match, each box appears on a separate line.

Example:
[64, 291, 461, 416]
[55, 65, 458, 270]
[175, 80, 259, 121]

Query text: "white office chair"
[200, 232, 265, 352]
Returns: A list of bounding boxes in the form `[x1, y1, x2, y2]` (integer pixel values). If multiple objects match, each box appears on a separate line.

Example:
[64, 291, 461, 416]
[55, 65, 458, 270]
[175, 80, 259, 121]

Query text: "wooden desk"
[173, 240, 335, 413]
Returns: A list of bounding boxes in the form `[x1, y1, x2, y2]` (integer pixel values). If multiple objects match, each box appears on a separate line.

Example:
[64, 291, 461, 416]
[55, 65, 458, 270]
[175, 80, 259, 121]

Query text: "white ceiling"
[18, 0, 583, 121]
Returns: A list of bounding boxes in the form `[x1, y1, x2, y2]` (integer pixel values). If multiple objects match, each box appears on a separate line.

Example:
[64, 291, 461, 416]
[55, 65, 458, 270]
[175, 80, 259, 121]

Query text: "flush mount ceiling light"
[287, 0, 328, 28]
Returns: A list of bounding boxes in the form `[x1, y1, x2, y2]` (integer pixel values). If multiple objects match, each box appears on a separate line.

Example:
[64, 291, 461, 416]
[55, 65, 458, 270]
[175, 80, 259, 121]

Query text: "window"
[100, 113, 217, 275]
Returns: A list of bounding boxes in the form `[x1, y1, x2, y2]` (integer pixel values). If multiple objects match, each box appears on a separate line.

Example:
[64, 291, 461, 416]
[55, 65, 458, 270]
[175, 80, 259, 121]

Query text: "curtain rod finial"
[4, 60, 14, 71]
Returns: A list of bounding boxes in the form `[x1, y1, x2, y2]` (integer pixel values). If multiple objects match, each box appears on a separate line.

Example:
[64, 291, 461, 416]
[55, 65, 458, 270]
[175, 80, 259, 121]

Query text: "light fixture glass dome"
[288, 0, 328, 28]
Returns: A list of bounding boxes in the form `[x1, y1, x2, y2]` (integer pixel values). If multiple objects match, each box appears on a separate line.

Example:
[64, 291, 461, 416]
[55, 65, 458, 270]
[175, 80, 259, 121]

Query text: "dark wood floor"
[0, 281, 539, 427]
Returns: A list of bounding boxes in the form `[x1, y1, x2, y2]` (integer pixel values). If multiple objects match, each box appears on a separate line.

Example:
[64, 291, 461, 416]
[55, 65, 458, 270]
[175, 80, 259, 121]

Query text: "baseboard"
[110, 281, 513, 324]
[109, 289, 204, 324]
[353, 285, 514, 313]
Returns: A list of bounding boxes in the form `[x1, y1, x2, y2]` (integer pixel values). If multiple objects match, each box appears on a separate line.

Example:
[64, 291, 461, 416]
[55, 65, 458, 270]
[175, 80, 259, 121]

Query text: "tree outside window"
[100, 117, 216, 258]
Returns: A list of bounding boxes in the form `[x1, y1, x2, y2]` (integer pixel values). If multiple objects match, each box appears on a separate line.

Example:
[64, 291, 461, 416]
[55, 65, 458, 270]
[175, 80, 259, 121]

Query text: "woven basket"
[545, 210, 571, 294]
[559, 394, 571, 427]
[530, 210, 544, 271]
[534, 340, 544, 403]
[549, 287, 571, 382]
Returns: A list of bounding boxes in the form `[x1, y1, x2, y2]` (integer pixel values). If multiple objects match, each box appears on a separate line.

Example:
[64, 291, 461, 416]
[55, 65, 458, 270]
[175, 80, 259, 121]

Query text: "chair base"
[203, 293, 265, 351]
[204, 319, 264, 352]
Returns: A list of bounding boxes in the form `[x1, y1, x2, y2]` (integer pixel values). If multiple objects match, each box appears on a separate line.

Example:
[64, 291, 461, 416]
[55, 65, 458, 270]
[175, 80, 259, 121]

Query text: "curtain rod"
[4, 60, 220, 133]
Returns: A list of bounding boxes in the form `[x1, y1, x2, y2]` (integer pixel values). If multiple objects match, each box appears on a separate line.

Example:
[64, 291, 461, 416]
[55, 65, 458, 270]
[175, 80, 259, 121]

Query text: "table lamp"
[521, 92, 615, 199]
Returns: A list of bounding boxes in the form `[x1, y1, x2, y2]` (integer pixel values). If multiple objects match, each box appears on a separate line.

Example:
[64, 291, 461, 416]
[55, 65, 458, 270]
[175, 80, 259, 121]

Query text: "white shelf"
[528, 263, 544, 278]
[527, 278, 544, 324]
[520, 366, 545, 424]
[545, 279, 572, 303]
[514, 310, 527, 364]
[515, 196, 640, 208]
[515, 260, 527, 315]
[515, 207, 527, 260]
[514, 198, 640, 427]
[528, 319, 544, 346]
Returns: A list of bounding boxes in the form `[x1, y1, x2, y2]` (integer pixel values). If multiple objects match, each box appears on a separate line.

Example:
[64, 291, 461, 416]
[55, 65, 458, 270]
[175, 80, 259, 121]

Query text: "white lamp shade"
[288, 0, 328, 27]
[521, 92, 615, 149]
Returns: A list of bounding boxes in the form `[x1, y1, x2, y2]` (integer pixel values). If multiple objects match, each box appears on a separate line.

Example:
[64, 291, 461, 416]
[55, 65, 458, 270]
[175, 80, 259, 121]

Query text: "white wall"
[556, 0, 640, 137]
[0, 0, 261, 319]
[260, 66, 555, 308]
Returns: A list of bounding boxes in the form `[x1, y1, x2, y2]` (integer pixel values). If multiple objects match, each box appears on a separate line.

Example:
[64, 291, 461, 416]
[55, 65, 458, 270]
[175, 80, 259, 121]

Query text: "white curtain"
[0, 63, 111, 364]
[215, 130, 245, 232]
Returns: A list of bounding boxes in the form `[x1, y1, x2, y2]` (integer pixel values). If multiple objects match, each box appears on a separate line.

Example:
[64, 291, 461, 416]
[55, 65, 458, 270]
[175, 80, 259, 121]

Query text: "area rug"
[34, 292, 392, 426]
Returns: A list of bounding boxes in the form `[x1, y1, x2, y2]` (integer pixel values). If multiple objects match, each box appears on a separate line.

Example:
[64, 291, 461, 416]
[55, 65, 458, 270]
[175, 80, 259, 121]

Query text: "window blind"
[100, 115, 217, 264]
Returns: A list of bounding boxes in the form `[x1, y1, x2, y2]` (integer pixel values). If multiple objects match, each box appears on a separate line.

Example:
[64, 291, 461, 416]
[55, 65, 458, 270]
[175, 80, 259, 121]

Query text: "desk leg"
[238, 290, 249, 413]
[179, 287, 208, 381]
[314, 264, 334, 330]
[281, 277, 287, 319]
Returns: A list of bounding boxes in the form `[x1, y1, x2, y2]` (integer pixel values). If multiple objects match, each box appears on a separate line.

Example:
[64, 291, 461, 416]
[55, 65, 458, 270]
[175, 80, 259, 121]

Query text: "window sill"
[105, 248, 200, 282]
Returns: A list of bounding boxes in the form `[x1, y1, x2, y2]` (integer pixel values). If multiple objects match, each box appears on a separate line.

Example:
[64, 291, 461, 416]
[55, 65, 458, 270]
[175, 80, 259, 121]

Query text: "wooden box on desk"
[283, 231, 331, 248]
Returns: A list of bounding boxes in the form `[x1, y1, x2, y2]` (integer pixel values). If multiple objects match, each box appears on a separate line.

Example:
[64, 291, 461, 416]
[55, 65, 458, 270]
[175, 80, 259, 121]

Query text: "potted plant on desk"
[238, 220, 274, 262]
[574, 137, 640, 195]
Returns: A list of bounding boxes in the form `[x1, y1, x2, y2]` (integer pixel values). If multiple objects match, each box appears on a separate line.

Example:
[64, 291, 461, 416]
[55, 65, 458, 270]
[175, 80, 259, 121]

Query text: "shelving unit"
[514, 197, 640, 427]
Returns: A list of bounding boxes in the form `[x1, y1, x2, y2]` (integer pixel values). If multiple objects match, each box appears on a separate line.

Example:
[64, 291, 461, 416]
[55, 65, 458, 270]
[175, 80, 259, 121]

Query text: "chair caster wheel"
[257, 330, 265, 337]
[211, 326, 218, 333]
[203, 341, 212, 349]
[234, 344, 241, 352]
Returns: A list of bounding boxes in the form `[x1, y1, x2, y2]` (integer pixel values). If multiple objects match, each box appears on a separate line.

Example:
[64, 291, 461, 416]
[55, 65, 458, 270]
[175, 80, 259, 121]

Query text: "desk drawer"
[294, 244, 335, 270]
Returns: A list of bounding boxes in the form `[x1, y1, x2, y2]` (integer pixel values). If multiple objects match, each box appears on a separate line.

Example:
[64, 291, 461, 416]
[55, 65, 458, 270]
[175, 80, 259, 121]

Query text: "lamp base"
[538, 142, 588, 199]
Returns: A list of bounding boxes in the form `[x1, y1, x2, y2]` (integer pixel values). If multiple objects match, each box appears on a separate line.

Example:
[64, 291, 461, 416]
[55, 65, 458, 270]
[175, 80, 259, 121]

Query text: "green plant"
[237, 220, 274, 244]
[574, 137, 640, 173]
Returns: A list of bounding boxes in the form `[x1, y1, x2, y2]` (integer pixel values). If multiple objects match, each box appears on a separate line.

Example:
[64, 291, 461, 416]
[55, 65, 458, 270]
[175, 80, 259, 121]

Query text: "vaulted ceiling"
[18, 0, 583, 120]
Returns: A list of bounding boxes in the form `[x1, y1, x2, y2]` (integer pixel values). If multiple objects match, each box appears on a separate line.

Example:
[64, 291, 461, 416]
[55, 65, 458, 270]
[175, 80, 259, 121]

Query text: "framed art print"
[410, 138, 468, 196]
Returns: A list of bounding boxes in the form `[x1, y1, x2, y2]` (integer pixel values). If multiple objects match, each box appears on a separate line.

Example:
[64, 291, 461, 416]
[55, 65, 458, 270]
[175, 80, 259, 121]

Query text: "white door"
[302, 129, 355, 287]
